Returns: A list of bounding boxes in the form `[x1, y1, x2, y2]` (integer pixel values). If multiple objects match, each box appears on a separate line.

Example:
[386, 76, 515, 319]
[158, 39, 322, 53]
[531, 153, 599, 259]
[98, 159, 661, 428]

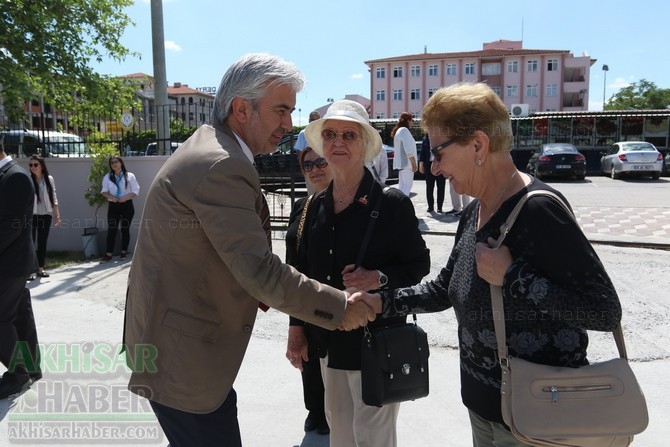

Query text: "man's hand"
[348, 291, 382, 314]
[340, 299, 376, 331]
[286, 326, 309, 372]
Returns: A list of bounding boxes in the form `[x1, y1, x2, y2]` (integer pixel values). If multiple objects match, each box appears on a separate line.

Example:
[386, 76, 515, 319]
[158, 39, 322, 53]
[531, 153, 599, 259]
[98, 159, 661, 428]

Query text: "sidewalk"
[1, 180, 668, 446]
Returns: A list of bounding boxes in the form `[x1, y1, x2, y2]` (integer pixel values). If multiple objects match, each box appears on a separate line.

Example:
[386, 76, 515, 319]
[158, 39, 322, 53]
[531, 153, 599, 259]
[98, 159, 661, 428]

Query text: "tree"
[0, 0, 139, 122]
[606, 79, 670, 110]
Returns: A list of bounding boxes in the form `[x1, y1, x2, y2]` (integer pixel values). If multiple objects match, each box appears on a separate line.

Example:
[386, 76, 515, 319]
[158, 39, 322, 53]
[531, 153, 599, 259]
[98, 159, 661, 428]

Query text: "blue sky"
[96, 0, 669, 125]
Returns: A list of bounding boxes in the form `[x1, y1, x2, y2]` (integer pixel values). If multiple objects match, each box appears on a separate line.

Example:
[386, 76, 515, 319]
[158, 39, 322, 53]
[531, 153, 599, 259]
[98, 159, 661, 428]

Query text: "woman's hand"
[418, 162, 425, 174]
[342, 264, 379, 292]
[54, 216, 61, 228]
[286, 326, 309, 372]
[475, 237, 513, 286]
[348, 291, 382, 314]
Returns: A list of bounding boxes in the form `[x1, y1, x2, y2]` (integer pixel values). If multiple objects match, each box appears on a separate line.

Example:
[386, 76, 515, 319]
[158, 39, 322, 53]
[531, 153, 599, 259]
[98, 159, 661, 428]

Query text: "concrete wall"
[16, 156, 168, 254]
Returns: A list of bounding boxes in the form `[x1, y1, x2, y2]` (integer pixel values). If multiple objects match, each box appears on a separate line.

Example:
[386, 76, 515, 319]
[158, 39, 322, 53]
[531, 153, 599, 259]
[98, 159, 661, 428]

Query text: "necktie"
[258, 194, 271, 312]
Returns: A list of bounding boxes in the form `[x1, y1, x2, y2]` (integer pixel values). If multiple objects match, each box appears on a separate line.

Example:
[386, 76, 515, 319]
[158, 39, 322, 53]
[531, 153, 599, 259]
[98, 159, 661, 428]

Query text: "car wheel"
[576, 174, 585, 181]
[611, 168, 619, 179]
[651, 172, 660, 180]
[534, 167, 542, 180]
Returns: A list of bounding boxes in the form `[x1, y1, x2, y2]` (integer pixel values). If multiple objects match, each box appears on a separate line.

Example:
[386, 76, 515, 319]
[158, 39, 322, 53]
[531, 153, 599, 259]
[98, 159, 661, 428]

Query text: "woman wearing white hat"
[288, 99, 430, 447]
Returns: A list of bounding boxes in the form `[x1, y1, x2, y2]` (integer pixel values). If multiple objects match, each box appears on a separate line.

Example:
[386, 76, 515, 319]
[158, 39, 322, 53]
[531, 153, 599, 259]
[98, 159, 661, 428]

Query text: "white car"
[600, 141, 662, 180]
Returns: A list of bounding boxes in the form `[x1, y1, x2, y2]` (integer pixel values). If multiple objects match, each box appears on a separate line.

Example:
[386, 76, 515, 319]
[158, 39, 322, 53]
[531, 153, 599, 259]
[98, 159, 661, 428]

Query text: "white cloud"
[164, 41, 182, 52]
[610, 77, 631, 90]
[350, 73, 363, 79]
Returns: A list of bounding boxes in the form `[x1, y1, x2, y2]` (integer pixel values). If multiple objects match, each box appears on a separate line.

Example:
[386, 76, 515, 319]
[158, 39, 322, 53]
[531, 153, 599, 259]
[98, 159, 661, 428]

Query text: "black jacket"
[289, 168, 430, 369]
[0, 158, 37, 278]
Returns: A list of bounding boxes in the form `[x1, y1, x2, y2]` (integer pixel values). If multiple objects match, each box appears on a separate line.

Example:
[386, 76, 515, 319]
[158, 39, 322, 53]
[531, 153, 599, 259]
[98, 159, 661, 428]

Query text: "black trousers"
[0, 278, 40, 376]
[425, 171, 446, 211]
[301, 355, 325, 416]
[106, 201, 135, 253]
[150, 388, 242, 447]
[32, 214, 53, 269]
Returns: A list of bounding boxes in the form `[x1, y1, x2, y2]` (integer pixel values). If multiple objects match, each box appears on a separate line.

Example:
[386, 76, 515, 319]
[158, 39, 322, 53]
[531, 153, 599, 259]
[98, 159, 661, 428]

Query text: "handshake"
[339, 291, 383, 331]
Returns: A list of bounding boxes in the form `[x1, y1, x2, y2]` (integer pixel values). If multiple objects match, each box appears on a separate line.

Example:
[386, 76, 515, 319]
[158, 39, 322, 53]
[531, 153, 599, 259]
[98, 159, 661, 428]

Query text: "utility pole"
[151, 0, 170, 155]
[602, 64, 609, 111]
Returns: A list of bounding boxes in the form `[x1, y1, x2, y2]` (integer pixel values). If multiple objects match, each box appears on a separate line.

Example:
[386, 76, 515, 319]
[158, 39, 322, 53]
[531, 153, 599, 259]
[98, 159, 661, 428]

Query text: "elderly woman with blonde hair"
[350, 83, 622, 446]
[287, 99, 430, 447]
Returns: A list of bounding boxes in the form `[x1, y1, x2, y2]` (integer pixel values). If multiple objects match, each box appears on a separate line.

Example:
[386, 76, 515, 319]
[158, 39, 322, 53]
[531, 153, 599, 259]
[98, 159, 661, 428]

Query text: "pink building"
[365, 40, 595, 119]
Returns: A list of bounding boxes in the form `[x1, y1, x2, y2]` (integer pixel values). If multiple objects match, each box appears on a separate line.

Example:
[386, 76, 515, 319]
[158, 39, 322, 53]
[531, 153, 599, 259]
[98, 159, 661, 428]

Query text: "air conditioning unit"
[511, 104, 529, 117]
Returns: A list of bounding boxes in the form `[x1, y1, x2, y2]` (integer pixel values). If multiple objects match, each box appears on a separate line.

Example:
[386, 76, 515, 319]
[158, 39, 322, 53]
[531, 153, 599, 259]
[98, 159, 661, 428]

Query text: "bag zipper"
[542, 384, 612, 404]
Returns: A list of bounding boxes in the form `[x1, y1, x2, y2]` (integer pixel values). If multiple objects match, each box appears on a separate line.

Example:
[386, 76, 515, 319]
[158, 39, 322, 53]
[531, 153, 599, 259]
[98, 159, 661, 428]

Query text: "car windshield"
[622, 143, 655, 152]
[544, 145, 577, 154]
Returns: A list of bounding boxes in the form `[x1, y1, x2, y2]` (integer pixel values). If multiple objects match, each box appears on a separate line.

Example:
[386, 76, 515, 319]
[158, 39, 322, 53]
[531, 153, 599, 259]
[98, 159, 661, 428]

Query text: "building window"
[376, 67, 386, 79]
[546, 84, 558, 97]
[392, 112, 400, 119]
[410, 88, 421, 100]
[465, 63, 475, 75]
[393, 89, 403, 101]
[527, 60, 538, 72]
[507, 61, 518, 73]
[491, 86, 501, 96]
[547, 59, 559, 71]
[482, 63, 501, 75]
[376, 90, 386, 101]
[428, 88, 438, 98]
[393, 66, 403, 78]
[526, 84, 538, 97]
[446, 63, 457, 76]
[428, 64, 438, 76]
[375, 112, 385, 119]
[507, 85, 518, 97]
[410, 65, 420, 77]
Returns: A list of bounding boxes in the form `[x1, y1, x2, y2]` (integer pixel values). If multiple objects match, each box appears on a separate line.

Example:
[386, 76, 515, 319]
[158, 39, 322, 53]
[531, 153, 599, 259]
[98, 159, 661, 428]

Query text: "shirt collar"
[232, 132, 255, 165]
[0, 155, 12, 169]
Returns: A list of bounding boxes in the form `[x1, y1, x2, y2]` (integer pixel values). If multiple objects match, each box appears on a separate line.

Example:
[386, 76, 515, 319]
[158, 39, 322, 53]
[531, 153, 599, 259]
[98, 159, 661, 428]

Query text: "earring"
[476, 159, 483, 166]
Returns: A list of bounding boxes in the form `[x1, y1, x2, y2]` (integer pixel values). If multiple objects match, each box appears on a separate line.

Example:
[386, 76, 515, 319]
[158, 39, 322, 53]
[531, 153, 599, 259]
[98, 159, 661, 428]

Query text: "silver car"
[600, 141, 662, 180]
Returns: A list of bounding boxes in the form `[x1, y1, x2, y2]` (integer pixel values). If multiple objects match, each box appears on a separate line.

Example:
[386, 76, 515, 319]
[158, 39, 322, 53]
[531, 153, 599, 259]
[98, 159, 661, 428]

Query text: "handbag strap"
[354, 186, 389, 269]
[488, 190, 628, 366]
[295, 194, 313, 252]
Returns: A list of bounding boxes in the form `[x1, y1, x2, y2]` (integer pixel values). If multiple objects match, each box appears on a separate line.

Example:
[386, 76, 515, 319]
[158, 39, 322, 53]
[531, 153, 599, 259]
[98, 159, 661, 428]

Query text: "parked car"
[526, 143, 586, 180]
[145, 141, 182, 155]
[0, 129, 90, 157]
[600, 141, 663, 180]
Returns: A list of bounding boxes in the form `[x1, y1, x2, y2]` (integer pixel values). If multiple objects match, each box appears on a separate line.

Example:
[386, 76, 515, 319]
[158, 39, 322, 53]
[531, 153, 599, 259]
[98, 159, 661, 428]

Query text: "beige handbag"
[490, 190, 648, 447]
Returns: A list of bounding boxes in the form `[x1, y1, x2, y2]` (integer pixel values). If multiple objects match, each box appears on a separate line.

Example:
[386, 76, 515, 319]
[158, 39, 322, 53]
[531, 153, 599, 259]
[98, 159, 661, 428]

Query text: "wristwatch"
[377, 270, 388, 288]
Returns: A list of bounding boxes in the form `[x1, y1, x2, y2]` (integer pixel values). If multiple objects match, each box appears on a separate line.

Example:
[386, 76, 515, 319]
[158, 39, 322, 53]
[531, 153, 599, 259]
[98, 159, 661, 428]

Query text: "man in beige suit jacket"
[123, 54, 375, 446]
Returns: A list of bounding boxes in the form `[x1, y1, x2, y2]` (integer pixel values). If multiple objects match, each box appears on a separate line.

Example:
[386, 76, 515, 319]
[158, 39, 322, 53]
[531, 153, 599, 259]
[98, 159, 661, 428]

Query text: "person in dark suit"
[123, 53, 376, 447]
[419, 133, 446, 213]
[0, 137, 41, 399]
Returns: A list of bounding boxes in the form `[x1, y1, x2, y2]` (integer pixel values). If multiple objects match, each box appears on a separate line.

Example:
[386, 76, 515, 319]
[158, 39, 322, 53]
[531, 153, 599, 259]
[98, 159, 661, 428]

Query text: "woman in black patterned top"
[350, 83, 622, 447]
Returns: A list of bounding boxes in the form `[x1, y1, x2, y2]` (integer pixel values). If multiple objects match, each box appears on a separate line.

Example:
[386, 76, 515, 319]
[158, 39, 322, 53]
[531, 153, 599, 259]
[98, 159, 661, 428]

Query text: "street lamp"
[602, 64, 609, 111]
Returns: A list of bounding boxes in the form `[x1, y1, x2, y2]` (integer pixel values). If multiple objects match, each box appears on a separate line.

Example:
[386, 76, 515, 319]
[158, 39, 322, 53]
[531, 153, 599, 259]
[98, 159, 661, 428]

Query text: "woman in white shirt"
[391, 112, 417, 196]
[100, 156, 140, 262]
[28, 155, 61, 279]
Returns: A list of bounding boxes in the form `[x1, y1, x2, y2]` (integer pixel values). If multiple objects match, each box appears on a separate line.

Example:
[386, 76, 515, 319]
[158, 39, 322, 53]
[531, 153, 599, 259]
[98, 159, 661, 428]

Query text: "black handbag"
[361, 314, 430, 407]
[354, 186, 430, 406]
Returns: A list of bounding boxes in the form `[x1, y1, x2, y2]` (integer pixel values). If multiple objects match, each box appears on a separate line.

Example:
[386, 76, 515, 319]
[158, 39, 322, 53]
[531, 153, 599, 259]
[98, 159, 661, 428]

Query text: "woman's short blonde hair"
[421, 82, 513, 154]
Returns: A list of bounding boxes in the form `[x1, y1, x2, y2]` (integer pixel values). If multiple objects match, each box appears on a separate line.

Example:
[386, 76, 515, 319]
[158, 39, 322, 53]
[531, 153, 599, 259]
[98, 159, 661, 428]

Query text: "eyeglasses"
[430, 137, 459, 161]
[29, 163, 40, 167]
[321, 129, 359, 143]
[302, 157, 328, 172]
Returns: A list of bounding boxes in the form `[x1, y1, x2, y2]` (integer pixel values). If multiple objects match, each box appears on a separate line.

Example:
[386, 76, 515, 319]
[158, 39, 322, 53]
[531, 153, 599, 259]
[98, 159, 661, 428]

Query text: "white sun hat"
[304, 100, 382, 163]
